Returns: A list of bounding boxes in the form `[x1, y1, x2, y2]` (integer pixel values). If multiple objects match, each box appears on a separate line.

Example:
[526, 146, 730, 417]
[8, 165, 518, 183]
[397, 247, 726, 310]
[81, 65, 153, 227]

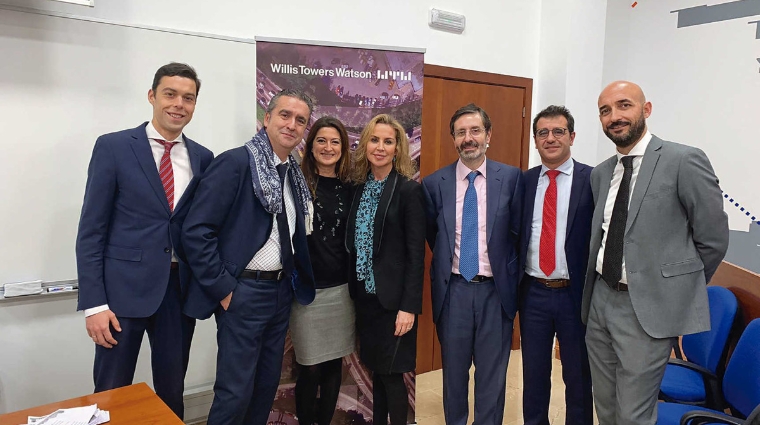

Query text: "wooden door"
[416, 65, 533, 374]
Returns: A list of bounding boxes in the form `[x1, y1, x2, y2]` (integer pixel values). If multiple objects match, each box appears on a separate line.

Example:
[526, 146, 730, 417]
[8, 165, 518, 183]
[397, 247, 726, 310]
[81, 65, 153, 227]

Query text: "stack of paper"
[24, 404, 109, 425]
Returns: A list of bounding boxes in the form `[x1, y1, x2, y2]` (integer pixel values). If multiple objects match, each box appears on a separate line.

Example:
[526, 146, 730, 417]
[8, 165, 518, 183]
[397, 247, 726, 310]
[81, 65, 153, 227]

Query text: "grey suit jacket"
[581, 136, 729, 338]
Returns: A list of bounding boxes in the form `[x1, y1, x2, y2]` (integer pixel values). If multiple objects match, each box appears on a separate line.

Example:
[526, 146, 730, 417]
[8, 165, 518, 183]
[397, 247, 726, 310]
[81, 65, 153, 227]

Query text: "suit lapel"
[486, 160, 503, 243]
[523, 167, 539, 243]
[373, 170, 398, 254]
[173, 136, 202, 215]
[130, 125, 171, 215]
[593, 157, 616, 235]
[566, 159, 583, 238]
[440, 163, 458, 256]
[626, 136, 662, 234]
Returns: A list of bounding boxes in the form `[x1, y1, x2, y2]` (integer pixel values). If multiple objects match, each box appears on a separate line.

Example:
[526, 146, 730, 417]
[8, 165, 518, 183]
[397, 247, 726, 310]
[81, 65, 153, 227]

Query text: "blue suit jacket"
[519, 159, 594, 312]
[75, 122, 214, 318]
[422, 159, 524, 323]
[181, 146, 316, 320]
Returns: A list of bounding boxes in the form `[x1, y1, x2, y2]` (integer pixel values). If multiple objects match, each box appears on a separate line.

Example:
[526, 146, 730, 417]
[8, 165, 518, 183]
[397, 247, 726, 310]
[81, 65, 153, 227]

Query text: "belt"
[453, 273, 493, 283]
[240, 269, 284, 281]
[600, 274, 628, 292]
[533, 277, 570, 289]
[170, 262, 179, 270]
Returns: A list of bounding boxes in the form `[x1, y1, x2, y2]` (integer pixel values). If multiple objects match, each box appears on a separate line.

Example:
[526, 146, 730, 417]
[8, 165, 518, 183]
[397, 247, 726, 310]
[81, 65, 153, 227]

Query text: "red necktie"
[539, 170, 560, 276]
[157, 140, 177, 212]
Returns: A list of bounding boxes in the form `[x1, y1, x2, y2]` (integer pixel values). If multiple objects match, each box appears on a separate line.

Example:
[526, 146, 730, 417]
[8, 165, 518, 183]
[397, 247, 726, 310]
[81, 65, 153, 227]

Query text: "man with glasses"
[583, 81, 728, 424]
[519, 105, 594, 425]
[422, 103, 523, 425]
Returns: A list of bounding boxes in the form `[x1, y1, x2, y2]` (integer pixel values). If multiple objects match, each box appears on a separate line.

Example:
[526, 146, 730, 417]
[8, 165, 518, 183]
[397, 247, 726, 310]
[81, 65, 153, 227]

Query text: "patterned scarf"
[355, 173, 388, 294]
[244, 128, 312, 216]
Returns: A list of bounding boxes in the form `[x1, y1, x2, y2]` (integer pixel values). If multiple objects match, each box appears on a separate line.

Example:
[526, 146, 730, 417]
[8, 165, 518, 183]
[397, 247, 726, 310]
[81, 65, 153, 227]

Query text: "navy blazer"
[181, 146, 316, 320]
[422, 159, 524, 323]
[75, 122, 214, 318]
[519, 159, 593, 312]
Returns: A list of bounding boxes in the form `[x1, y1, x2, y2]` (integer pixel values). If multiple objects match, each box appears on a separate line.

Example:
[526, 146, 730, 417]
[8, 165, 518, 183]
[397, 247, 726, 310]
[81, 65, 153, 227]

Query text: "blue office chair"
[657, 318, 760, 425]
[660, 286, 739, 408]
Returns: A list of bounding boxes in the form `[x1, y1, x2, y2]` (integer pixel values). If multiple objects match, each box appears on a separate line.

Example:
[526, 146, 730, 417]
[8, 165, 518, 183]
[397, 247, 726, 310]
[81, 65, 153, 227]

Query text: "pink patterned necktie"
[156, 140, 177, 212]
[539, 170, 560, 276]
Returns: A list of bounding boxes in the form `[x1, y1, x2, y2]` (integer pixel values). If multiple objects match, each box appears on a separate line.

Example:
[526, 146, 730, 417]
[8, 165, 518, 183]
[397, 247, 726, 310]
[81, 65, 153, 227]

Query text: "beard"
[604, 112, 647, 148]
[457, 140, 487, 161]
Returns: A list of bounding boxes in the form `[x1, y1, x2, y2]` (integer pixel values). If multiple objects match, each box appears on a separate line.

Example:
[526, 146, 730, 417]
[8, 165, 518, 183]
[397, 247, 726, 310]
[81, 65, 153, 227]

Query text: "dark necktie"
[539, 170, 561, 276]
[156, 140, 177, 211]
[276, 164, 294, 279]
[602, 156, 635, 285]
[459, 171, 480, 281]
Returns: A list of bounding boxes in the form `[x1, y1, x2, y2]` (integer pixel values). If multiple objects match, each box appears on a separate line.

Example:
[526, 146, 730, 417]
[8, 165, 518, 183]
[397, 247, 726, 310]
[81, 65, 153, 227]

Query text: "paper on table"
[25, 404, 109, 425]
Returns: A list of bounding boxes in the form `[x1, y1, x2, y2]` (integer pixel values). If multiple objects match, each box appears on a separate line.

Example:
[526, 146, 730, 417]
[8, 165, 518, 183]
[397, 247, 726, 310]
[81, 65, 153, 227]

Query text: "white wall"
[532, 0, 607, 168]
[2, 0, 541, 78]
[600, 0, 759, 233]
[0, 0, 544, 413]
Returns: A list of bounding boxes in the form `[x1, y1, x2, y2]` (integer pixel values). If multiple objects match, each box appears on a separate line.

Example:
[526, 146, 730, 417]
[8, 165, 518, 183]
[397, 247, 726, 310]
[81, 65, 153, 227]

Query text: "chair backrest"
[682, 286, 738, 371]
[722, 318, 760, 417]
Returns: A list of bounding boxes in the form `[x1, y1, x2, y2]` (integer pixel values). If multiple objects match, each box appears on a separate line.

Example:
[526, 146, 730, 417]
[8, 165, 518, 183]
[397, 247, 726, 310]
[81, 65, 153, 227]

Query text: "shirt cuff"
[84, 304, 110, 317]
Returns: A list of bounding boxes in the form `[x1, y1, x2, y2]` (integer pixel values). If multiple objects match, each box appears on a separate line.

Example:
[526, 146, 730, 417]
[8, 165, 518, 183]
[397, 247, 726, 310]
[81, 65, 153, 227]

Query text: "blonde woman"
[345, 114, 425, 425]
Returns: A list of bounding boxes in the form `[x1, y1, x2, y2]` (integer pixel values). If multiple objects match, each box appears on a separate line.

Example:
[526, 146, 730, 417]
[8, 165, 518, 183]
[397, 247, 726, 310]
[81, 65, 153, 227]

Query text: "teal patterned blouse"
[354, 173, 388, 294]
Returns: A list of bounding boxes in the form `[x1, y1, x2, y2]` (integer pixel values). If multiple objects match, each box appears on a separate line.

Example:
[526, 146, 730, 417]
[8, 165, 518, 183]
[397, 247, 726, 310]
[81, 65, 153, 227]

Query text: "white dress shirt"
[595, 131, 652, 284]
[526, 157, 574, 279]
[246, 156, 297, 271]
[84, 122, 193, 317]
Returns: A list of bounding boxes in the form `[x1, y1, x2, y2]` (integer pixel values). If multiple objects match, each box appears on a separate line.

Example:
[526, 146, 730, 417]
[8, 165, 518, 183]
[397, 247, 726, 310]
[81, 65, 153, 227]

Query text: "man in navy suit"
[422, 103, 523, 425]
[519, 105, 594, 425]
[182, 89, 316, 425]
[75, 62, 214, 419]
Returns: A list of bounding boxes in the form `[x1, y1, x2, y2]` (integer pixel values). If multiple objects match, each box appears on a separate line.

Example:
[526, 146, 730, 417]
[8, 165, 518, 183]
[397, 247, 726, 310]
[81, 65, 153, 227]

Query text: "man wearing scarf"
[183, 89, 316, 425]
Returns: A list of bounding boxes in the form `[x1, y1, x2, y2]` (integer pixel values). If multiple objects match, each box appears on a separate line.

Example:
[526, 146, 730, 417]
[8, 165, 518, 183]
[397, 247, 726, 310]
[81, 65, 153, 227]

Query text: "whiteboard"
[0, 7, 257, 285]
[0, 7, 256, 412]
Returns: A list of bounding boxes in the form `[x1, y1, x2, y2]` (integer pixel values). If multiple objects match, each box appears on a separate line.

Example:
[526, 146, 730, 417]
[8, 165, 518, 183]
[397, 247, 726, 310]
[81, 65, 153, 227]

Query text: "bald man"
[581, 81, 728, 424]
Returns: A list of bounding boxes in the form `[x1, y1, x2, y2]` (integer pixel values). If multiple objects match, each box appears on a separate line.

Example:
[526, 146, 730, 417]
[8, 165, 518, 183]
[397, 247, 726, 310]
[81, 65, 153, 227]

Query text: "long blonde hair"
[351, 114, 416, 183]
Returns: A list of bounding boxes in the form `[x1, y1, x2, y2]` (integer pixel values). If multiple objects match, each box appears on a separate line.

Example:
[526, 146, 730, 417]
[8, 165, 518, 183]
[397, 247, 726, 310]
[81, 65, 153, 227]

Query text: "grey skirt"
[290, 283, 356, 365]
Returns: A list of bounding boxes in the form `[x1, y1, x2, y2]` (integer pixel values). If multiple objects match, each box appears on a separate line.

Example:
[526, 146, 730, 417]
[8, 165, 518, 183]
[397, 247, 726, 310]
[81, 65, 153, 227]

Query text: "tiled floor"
[416, 349, 584, 425]
[194, 349, 589, 425]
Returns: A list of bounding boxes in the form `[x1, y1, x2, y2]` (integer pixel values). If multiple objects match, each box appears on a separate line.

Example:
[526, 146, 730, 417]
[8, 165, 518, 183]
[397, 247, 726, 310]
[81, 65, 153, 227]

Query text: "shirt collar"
[616, 130, 651, 161]
[146, 121, 184, 144]
[456, 157, 488, 181]
[540, 157, 574, 177]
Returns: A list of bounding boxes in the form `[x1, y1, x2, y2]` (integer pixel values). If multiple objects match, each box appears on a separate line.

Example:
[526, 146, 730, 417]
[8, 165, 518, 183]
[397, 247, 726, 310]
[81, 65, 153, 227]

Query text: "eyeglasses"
[453, 127, 485, 139]
[535, 128, 569, 140]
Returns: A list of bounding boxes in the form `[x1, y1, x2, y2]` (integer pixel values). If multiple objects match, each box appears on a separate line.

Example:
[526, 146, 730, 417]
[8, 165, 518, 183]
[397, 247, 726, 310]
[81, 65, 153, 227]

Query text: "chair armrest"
[680, 410, 744, 425]
[667, 359, 724, 409]
[667, 359, 717, 380]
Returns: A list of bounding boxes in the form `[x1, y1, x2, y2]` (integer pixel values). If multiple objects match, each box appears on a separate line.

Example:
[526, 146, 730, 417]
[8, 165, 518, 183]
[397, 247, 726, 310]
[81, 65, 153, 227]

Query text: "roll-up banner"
[256, 38, 424, 425]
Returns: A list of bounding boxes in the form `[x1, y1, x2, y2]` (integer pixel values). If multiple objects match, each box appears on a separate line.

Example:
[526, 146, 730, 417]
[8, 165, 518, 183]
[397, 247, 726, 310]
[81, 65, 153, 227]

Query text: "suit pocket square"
[661, 258, 704, 277]
[104, 245, 142, 262]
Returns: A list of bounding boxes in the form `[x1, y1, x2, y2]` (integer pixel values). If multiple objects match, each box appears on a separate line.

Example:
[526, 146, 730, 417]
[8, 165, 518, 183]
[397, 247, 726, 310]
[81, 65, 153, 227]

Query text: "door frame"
[416, 64, 533, 374]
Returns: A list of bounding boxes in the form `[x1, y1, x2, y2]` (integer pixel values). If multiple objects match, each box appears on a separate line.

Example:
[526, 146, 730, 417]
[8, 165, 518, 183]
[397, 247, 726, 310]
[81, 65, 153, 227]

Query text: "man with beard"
[182, 89, 316, 425]
[519, 105, 594, 425]
[422, 103, 523, 425]
[582, 81, 728, 425]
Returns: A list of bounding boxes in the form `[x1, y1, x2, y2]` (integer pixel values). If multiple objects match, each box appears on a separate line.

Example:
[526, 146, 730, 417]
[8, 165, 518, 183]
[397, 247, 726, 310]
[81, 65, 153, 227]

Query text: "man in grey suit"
[582, 81, 729, 425]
